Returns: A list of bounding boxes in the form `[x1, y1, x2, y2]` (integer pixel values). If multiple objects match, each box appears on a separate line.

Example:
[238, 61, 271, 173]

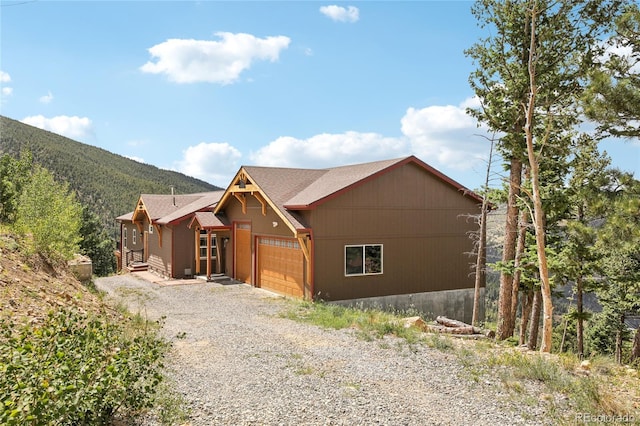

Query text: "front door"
[235, 223, 251, 283]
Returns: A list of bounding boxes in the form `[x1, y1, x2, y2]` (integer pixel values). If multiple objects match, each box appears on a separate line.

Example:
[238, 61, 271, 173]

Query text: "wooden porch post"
[195, 229, 201, 275]
[206, 230, 212, 280]
[215, 234, 222, 274]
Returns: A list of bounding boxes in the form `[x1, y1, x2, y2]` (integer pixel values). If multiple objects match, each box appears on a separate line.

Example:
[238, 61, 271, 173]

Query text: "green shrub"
[0, 308, 168, 425]
[14, 166, 82, 265]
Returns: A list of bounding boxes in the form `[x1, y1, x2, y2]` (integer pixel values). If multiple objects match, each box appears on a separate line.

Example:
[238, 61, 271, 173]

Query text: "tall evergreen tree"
[553, 137, 612, 356]
[594, 175, 640, 363]
[79, 206, 116, 277]
[466, 0, 621, 350]
[583, 4, 640, 138]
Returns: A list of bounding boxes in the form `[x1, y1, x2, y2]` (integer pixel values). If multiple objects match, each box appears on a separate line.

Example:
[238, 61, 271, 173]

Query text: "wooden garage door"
[235, 223, 252, 284]
[257, 237, 304, 298]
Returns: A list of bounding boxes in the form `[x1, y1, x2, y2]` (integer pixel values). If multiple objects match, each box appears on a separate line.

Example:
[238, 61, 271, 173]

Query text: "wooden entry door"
[235, 223, 251, 284]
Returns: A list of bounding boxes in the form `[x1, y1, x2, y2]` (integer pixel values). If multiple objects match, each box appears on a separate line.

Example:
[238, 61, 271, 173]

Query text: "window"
[200, 231, 217, 258]
[124, 228, 128, 248]
[132, 229, 137, 245]
[149, 224, 154, 234]
[345, 244, 382, 276]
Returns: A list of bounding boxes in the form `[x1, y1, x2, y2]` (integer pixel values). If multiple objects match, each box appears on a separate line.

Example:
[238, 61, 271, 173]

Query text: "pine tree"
[583, 4, 640, 138]
[466, 0, 621, 351]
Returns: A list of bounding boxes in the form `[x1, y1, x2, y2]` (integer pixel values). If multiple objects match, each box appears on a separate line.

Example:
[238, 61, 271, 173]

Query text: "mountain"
[0, 115, 221, 236]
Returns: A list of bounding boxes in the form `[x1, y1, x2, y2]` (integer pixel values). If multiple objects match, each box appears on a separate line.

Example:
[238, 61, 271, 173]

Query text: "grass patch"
[469, 346, 632, 419]
[280, 299, 639, 423]
[424, 333, 455, 351]
[153, 380, 191, 426]
[280, 300, 422, 343]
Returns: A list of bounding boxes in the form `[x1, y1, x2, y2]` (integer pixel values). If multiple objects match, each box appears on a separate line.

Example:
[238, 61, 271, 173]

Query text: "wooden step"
[127, 262, 149, 272]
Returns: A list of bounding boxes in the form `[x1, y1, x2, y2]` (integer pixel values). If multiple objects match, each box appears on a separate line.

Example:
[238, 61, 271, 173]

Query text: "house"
[198, 155, 485, 322]
[116, 190, 228, 279]
[117, 156, 486, 322]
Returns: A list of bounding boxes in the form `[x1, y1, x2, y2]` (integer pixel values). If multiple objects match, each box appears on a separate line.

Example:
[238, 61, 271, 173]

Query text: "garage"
[257, 237, 304, 297]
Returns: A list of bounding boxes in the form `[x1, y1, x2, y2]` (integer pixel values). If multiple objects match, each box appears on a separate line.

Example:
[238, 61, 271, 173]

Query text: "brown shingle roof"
[240, 166, 326, 230]
[283, 157, 406, 208]
[129, 191, 224, 225]
[116, 211, 133, 221]
[156, 191, 225, 224]
[190, 211, 230, 229]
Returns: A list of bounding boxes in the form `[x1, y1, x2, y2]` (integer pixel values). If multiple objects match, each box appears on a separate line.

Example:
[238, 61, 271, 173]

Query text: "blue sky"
[1, 1, 638, 191]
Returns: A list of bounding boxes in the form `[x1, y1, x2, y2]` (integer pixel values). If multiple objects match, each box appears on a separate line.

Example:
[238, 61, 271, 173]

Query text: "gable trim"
[215, 167, 300, 235]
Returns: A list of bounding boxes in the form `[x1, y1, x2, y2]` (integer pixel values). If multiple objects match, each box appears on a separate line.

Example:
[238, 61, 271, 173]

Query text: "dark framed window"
[345, 244, 383, 276]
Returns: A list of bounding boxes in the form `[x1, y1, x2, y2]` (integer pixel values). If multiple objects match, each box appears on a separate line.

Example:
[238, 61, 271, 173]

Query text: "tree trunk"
[632, 327, 640, 363]
[496, 157, 523, 340]
[519, 290, 533, 345]
[528, 289, 542, 350]
[576, 276, 584, 358]
[472, 139, 494, 327]
[510, 194, 529, 334]
[524, 4, 553, 353]
[615, 313, 625, 364]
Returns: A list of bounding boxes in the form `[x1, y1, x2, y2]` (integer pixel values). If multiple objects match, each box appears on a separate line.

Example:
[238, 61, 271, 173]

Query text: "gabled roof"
[215, 155, 483, 232]
[129, 191, 224, 225]
[283, 157, 410, 208]
[156, 191, 225, 225]
[117, 211, 133, 222]
[189, 211, 231, 230]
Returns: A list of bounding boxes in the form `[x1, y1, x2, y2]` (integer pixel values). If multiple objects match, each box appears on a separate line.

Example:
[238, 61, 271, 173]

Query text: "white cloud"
[249, 97, 491, 173]
[21, 115, 94, 140]
[125, 155, 145, 163]
[599, 40, 640, 73]
[39, 90, 53, 104]
[174, 142, 242, 185]
[401, 98, 491, 169]
[319, 5, 359, 23]
[140, 32, 291, 84]
[250, 131, 409, 169]
[1, 71, 12, 100]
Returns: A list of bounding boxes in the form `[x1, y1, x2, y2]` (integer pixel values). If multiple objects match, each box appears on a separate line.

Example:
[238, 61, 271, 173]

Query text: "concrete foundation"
[330, 287, 485, 325]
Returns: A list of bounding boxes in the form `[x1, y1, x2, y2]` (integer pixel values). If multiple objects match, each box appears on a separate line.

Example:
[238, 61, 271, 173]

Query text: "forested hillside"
[0, 116, 220, 236]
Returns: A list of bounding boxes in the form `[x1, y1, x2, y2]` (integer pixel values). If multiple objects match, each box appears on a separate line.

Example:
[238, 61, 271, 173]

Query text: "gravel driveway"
[95, 274, 550, 426]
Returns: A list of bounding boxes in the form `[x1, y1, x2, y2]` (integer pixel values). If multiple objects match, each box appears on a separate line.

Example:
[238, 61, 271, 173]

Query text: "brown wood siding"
[172, 222, 196, 278]
[257, 237, 304, 297]
[146, 222, 172, 277]
[121, 222, 144, 266]
[309, 162, 481, 301]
